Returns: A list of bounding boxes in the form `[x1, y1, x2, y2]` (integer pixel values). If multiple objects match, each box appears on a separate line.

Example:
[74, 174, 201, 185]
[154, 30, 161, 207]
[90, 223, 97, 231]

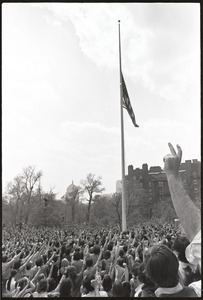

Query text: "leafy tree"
[80, 173, 105, 223]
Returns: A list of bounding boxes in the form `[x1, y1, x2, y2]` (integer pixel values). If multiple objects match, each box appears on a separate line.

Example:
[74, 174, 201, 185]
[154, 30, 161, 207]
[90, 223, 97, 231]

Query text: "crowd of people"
[2, 143, 201, 298]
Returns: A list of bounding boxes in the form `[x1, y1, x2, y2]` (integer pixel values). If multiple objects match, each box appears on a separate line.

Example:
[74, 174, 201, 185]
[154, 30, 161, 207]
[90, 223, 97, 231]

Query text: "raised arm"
[163, 143, 201, 242]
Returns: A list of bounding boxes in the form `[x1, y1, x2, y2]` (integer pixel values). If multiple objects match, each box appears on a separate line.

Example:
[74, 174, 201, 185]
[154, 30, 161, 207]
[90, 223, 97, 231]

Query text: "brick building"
[116, 159, 201, 204]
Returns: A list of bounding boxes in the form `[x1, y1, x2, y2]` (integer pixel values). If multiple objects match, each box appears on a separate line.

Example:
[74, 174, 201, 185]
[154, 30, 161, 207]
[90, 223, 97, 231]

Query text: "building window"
[149, 182, 152, 187]
[149, 189, 152, 194]
[140, 175, 142, 179]
[159, 196, 163, 201]
[193, 179, 198, 185]
[192, 171, 197, 177]
[158, 181, 163, 187]
[149, 196, 152, 201]
[159, 188, 163, 195]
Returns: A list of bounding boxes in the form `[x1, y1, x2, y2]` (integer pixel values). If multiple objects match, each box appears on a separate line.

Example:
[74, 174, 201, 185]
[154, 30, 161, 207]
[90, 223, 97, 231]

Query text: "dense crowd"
[2, 143, 201, 298]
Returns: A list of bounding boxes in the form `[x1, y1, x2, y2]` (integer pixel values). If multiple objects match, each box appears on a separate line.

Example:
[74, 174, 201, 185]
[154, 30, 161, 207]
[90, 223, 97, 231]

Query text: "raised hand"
[163, 143, 182, 177]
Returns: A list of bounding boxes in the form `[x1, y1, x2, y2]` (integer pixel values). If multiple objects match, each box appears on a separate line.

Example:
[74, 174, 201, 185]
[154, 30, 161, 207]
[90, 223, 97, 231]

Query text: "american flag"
[122, 72, 139, 127]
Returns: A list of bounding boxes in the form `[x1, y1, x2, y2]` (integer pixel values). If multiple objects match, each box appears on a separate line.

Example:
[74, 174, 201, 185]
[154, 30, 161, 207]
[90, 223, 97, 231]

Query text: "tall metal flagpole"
[118, 20, 127, 231]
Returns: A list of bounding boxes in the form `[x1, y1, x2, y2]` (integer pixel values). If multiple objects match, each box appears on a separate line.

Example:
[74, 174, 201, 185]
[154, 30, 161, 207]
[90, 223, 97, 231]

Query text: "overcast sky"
[2, 3, 200, 198]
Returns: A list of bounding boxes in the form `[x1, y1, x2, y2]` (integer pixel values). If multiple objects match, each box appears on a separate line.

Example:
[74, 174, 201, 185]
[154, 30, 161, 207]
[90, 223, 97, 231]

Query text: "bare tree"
[112, 193, 122, 230]
[80, 173, 105, 223]
[6, 176, 25, 225]
[21, 166, 42, 224]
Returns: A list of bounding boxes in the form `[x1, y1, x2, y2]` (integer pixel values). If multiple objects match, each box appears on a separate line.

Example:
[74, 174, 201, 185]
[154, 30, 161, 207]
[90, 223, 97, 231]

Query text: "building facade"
[117, 159, 201, 204]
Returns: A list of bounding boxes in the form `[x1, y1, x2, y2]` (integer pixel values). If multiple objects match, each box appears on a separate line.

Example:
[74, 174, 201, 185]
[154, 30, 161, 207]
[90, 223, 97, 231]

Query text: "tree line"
[2, 165, 177, 229]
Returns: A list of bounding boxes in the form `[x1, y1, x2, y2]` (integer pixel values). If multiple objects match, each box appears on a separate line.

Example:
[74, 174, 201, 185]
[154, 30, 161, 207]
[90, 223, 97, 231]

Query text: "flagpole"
[118, 20, 127, 232]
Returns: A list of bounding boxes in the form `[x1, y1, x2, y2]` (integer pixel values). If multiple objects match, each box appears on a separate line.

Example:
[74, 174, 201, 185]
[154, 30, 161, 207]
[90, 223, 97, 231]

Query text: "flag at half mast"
[121, 72, 139, 127]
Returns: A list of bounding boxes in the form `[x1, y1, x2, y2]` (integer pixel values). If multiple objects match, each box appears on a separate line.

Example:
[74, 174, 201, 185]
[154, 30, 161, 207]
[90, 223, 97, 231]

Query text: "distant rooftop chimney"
[142, 164, 148, 171]
[128, 165, 134, 175]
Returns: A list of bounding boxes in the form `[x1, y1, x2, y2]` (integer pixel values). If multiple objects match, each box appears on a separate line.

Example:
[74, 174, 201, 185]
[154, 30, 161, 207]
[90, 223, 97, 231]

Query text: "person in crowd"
[145, 244, 198, 297]
[81, 274, 108, 297]
[101, 274, 113, 297]
[163, 142, 201, 296]
[172, 234, 201, 286]
[112, 279, 123, 297]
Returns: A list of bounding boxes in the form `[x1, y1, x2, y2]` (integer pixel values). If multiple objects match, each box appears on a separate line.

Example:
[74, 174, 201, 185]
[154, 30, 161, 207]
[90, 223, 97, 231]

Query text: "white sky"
[2, 3, 201, 198]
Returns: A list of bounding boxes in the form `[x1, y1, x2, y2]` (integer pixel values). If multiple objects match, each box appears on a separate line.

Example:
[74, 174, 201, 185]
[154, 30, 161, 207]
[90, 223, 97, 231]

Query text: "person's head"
[122, 281, 131, 297]
[145, 244, 179, 288]
[166, 234, 171, 242]
[107, 242, 114, 251]
[116, 257, 124, 267]
[2, 256, 8, 263]
[82, 274, 95, 293]
[85, 258, 93, 268]
[17, 277, 28, 291]
[59, 278, 73, 297]
[123, 245, 128, 254]
[47, 278, 57, 292]
[112, 280, 123, 297]
[37, 279, 48, 293]
[73, 251, 81, 261]
[92, 245, 100, 255]
[172, 235, 190, 263]
[36, 257, 43, 267]
[26, 262, 32, 270]
[104, 250, 111, 260]
[7, 269, 18, 291]
[132, 261, 142, 278]
[119, 249, 125, 258]
[13, 260, 21, 270]
[66, 266, 77, 282]
[102, 274, 112, 292]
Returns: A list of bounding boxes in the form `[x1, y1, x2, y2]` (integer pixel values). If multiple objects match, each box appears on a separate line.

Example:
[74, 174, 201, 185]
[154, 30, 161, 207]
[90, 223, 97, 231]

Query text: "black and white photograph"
[2, 2, 201, 298]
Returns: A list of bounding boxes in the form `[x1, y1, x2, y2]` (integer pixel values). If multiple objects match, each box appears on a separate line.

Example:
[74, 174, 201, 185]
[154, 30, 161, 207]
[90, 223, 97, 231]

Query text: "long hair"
[145, 244, 179, 288]
[6, 269, 17, 291]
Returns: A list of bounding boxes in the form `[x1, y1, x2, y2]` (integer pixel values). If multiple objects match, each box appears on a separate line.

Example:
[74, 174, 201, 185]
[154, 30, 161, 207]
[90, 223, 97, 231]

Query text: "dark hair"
[17, 278, 28, 291]
[2, 256, 8, 263]
[93, 245, 100, 255]
[65, 247, 71, 256]
[37, 279, 48, 293]
[145, 244, 179, 288]
[86, 258, 93, 268]
[122, 281, 131, 297]
[104, 250, 111, 260]
[7, 269, 17, 291]
[73, 251, 81, 261]
[172, 235, 190, 263]
[112, 280, 123, 297]
[13, 260, 21, 270]
[82, 274, 95, 292]
[119, 249, 125, 257]
[107, 242, 113, 251]
[117, 257, 124, 267]
[36, 257, 43, 267]
[59, 278, 73, 297]
[26, 262, 32, 270]
[123, 245, 128, 253]
[47, 278, 57, 292]
[132, 261, 141, 277]
[66, 266, 77, 282]
[102, 274, 112, 292]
